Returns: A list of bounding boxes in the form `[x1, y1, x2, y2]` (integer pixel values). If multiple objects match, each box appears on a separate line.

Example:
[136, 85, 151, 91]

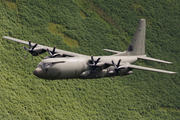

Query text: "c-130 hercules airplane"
[2, 19, 177, 79]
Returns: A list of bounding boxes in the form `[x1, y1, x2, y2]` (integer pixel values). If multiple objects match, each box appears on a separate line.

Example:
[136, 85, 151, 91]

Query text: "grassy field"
[0, 0, 180, 119]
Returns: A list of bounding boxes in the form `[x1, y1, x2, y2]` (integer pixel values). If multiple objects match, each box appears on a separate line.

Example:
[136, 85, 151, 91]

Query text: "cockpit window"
[37, 62, 43, 68]
[37, 62, 52, 69]
[42, 63, 52, 69]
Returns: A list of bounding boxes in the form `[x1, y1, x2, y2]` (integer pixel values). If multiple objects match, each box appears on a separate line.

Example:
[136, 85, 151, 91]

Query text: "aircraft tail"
[104, 19, 146, 56]
[126, 19, 146, 55]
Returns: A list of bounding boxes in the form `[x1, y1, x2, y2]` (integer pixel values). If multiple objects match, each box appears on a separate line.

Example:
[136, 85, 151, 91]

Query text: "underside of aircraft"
[2, 19, 177, 80]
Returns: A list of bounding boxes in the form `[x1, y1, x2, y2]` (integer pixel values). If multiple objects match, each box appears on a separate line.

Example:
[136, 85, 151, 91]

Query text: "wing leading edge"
[128, 64, 177, 74]
[138, 56, 172, 64]
[2, 36, 86, 57]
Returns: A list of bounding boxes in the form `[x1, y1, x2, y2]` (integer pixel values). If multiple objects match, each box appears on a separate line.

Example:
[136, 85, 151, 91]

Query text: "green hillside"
[0, 0, 180, 119]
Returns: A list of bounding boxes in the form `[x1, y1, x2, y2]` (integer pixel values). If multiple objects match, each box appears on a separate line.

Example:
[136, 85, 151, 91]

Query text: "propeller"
[87, 55, 101, 73]
[112, 59, 121, 74]
[44, 46, 61, 59]
[111, 59, 126, 78]
[23, 40, 38, 58]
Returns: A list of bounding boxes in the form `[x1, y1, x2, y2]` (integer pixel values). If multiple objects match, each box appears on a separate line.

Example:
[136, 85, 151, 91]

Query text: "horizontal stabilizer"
[138, 56, 172, 64]
[128, 64, 177, 74]
[103, 49, 122, 54]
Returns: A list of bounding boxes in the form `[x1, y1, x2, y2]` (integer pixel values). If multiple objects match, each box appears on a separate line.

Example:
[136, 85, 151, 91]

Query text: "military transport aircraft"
[2, 19, 177, 80]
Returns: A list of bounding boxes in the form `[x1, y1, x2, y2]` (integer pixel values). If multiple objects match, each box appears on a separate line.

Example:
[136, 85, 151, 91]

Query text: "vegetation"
[0, 0, 180, 119]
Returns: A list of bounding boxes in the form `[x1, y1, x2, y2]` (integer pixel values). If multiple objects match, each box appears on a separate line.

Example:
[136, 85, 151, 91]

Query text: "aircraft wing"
[2, 36, 86, 57]
[103, 49, 122, 54]
[138, 56, 172, 64]
[128, 64, 177, 74]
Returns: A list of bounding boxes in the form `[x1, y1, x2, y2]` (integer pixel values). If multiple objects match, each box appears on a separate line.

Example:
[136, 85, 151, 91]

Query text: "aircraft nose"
[33, 68, 44, 78]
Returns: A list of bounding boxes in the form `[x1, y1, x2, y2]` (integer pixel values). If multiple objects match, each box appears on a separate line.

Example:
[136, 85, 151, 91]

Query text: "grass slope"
[0, 0, 180, 119]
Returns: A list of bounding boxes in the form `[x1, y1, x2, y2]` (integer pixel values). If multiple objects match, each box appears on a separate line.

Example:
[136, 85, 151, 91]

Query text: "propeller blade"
[117, 59, 121, 67]
[45, 46, 58, 58]
[23, 46, 29, 51]
[112, 60, 117, 68]
[24, 53, 29, 58]
[32, 44, 38, 50]
[117, 66, 126, 70]
[52, 46, 56, 55]
[53, 54, 61, 57]
[91, 55, 95, 64]
[87, 55, 101, 73]
[111, 59, 123, 76]
[47, 48, 52, 56]
[95, 57, 101, 65]
[87, 63, 93, 66]
[29, 40, 31, 49]
[23, 40, 38, 58]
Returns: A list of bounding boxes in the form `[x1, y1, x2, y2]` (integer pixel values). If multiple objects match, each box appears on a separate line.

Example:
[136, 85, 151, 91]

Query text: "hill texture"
[0, 0, 180, 119]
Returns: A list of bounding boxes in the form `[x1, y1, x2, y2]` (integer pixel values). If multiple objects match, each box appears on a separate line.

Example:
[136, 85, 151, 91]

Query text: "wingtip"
[170, 72, 178, 74]
[166, 61, 173, 64]
[2, 36, 9, 39]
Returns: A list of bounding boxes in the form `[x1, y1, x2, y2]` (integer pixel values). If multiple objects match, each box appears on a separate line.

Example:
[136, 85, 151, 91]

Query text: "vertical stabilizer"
[127, 19, 146, 55]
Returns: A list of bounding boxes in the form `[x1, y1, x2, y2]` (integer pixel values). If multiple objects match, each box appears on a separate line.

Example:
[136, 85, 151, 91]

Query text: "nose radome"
[33, 68, 44, 78]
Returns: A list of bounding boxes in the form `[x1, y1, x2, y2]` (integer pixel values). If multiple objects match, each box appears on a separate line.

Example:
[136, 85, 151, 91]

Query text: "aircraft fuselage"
[33, 56, 137, 79]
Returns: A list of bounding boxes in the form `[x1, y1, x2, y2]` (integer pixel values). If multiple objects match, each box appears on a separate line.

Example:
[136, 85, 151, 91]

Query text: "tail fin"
[127, 19, 146, 55]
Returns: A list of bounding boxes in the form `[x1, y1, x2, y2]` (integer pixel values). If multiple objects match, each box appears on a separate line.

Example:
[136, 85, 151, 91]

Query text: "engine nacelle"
[79, 69, 108, 79]
[32, 48, 46, 56]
